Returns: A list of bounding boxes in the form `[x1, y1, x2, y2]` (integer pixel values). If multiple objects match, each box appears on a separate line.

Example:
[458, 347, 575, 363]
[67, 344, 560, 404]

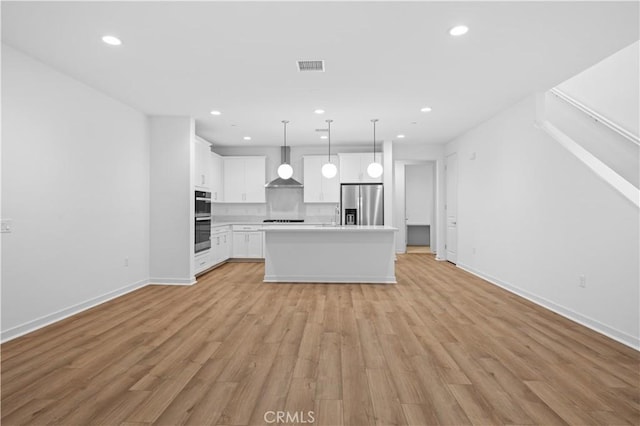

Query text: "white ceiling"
[2, 1, 638, 147]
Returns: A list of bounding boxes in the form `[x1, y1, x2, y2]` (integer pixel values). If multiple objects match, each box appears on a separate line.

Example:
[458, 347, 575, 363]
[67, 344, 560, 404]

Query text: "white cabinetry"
[194, 225, 231, 275]
[193, 250, 212, 275]
[223, 157, 266, 203]
[223, 158, 244, 202]
[338, 153, 382, 183]
[210, 152, 224, 202]
[303, 155, 340, 203]
[211, 225, 231, 265]
[194, 137, 213, 190]
[232, 225, 263, 258]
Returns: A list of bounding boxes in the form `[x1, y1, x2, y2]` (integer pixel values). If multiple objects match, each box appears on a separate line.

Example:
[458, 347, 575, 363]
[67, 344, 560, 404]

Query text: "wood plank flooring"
[2, 254, 638, 425]
[406, 246, 431, 254]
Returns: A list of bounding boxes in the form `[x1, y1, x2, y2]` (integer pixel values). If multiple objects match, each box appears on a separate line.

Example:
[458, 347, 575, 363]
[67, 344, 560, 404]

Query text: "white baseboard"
[1, 278, 150, 343]
[264, 274, 396, 284]
[149, 277, 196, 286]
[457, 262, 639, 351]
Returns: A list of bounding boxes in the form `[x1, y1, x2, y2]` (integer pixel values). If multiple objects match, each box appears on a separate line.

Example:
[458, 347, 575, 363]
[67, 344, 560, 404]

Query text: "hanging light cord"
[282, 120, 289, 164]
[371, 119, 378, 162]
[326, 119, 333, 162]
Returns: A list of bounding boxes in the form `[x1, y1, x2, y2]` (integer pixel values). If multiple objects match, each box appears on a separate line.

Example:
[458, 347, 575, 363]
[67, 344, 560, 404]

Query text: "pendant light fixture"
[277, 120, 294, 179]
[321, 119, 337, 178]
[367, 119, 383, 178]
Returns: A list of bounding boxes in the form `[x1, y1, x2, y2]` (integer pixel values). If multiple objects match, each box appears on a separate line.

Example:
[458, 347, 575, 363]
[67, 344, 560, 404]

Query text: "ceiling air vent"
[297, 60, 325, 72]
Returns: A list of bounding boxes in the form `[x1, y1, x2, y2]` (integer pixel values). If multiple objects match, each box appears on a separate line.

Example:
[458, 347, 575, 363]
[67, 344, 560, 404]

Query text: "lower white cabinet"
[232, 225, 263, 258]
[211, 226, 231, 265]
[193, 250, 212, 275]
[195, 225, 230, 276]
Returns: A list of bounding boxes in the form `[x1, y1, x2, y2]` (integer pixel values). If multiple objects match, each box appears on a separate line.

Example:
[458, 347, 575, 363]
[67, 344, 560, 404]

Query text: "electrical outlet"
[579, 275, 586, 288]
[472, 247, 476, 255]
[1, 219, 13, 233]
[124, 258, 129, 267]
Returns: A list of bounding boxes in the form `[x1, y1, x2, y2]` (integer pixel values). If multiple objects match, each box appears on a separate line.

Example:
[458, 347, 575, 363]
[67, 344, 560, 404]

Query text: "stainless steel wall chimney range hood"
[265, 146, 303, 188]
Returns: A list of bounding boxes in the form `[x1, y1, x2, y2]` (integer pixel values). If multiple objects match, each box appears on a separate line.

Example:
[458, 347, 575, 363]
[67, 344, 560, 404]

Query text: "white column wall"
[383, 139, 393, 227]
[149, 117, 195, 284]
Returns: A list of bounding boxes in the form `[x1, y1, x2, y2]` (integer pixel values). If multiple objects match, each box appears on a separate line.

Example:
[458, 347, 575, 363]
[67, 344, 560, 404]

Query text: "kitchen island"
[263, 225, 398, 284]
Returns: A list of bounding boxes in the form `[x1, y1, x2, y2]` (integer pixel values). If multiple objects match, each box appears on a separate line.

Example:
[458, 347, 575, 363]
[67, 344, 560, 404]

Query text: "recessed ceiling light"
[243, 136, 251, 141]
[320, 135, 328, 139]
[397, 134, 405, 139]
[449, 25, 469, 36]
[102, 35, 122, 46]
[210, 110, 221, 116]
[314, 109, 325, 114]
[420, 107, 432, 113]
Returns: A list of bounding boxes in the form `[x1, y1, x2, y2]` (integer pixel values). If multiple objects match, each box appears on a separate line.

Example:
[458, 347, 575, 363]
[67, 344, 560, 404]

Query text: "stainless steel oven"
[195, 191, 212, 253]
[195, 191, 212, 218]
[195, 217, 212, 253]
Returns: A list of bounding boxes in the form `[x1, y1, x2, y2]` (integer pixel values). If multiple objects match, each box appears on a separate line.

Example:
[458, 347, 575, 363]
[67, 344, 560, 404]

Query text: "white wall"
[446, 95, 639, 348]
[545, 91, 639, 188]
[557, 41, 639, 136]
[1, 45, 150, 340]
[149, 117, 194, 284]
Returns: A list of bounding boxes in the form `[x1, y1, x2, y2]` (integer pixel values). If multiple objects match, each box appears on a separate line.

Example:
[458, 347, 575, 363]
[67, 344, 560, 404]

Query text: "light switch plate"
[1, 219, 12, 233]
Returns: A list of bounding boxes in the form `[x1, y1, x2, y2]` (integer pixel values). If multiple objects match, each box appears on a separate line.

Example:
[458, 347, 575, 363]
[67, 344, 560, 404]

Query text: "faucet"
[333, 204, 340, 226]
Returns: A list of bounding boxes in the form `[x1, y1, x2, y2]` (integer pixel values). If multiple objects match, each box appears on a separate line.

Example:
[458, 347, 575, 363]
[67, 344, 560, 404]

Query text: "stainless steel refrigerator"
[340, 183, 384, 225]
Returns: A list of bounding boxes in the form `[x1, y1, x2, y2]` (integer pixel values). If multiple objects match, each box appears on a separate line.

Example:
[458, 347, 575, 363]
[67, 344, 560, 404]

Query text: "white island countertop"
[263, 225, 398, 284]
[262, 225, 397, 232]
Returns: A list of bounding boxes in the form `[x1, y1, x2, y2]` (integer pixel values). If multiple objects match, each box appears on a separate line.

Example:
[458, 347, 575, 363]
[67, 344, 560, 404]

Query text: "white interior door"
[445, 153, 458, 263]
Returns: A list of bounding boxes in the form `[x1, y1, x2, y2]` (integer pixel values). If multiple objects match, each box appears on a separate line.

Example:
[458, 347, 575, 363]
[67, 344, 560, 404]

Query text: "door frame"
[445, 152, 458, 264]
[393, 159, 439, 256]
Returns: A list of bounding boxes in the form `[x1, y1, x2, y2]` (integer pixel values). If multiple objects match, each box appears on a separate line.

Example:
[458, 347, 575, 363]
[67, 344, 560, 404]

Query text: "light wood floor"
[2, 255, 638, 425]
[406, 246, 431, 254]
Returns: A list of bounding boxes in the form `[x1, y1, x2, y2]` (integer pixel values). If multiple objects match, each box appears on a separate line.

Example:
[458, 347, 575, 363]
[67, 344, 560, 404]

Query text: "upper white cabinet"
[223, 157, 244, 202]
[223, 156, 266, 203]
[194, 138, 213, 190]
[210, 152, 224, 202]
[338, 153, 383, 183]
[303, 155, 340, 203]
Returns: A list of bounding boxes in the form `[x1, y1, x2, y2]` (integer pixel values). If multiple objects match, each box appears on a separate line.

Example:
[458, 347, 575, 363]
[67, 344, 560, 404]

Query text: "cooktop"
[263, 219, 305, 223]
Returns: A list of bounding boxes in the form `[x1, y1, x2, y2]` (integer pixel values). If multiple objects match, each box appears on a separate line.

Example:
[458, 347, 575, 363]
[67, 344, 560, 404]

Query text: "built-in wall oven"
[195, 191, 212, 253]
[195, 191, 212, 218]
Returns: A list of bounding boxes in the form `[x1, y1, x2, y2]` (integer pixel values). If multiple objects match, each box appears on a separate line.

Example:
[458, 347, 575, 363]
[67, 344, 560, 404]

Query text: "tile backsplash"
[212, 188, 338, 223]
[267, 188, 304, 219]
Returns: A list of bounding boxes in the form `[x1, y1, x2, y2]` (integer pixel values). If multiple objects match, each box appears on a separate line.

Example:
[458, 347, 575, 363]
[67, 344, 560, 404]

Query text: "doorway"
[395, 161, 436, 255]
